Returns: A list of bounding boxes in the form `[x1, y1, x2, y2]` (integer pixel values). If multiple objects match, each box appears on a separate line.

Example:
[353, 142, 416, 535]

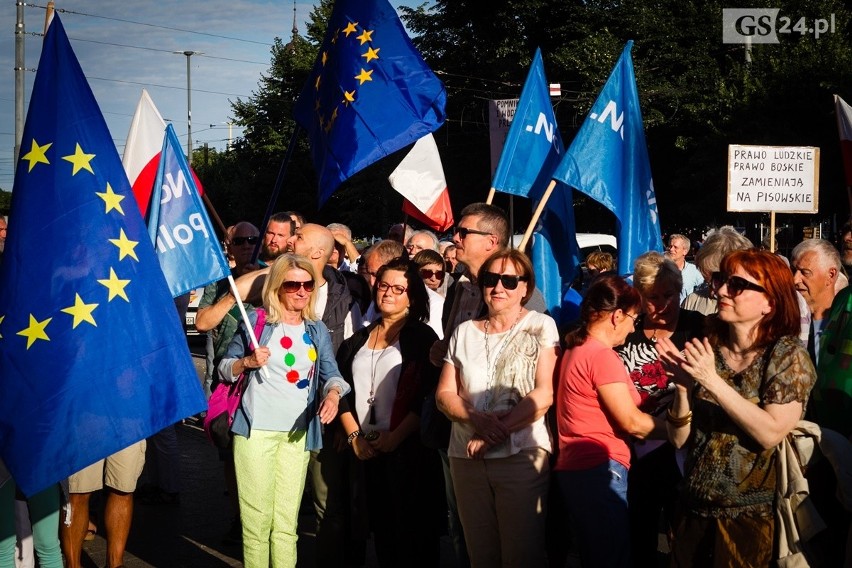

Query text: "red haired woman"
[658, 249, 816, 566]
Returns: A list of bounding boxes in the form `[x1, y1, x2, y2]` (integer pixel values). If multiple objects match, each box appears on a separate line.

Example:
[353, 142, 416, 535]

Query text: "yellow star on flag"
[0, 315, 4, 339]
[343, 22, 358, 36]
[17, 314, 52, 349]
[362, 47, 380, 63]
[354, 68, 374, 85]
[356, 29, 373, 45]
[61, 294, 98, 329]
[343, 90, 356, 106]
[315, 74, 322, 91]
[21, 139, 52, 173]
[62, 143, 95, 176]
[96, 183, 125, 215]
[322, 51, 328, 66]
[97, 268, 131, 302]
[109, 229, 139, 262]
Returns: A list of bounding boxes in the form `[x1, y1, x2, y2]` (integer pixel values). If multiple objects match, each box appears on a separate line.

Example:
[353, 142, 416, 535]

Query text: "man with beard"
[259, 211, 295, 263]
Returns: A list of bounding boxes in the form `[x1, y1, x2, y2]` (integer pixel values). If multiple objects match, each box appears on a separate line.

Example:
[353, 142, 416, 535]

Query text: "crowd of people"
[1, 209, 851, 568]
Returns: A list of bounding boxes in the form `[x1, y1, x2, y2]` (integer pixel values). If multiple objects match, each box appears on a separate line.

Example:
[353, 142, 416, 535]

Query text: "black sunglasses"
[482, 271, 529, 290]
[420, 268, 445, 280]
[231, 236, 259, 246]
[710, 272, 765, 297]
[281, 280, 315, 293]
[454, 226, 492, 239]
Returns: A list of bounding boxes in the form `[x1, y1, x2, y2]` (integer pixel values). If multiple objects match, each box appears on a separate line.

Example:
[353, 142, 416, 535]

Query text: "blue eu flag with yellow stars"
[0, 15, 206, 496]
[293, 0, 447, 206]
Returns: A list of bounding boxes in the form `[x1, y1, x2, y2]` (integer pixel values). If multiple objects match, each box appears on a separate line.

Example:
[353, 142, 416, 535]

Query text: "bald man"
[286, 223, 368, 566]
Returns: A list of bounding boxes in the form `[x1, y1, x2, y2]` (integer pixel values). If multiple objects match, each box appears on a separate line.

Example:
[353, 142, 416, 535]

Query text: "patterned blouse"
[681, 335, 816, 518]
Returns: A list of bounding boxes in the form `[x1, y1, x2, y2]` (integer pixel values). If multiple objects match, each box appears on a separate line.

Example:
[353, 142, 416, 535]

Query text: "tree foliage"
[200, 0, 852, 239]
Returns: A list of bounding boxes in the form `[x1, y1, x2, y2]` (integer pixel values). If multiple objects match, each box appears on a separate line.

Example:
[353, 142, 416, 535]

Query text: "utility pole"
[14, 2, 25, 164]
[175, 50, 202, 165]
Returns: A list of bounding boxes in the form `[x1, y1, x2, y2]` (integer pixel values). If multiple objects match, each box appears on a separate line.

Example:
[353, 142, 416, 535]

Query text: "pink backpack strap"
[247, 308, 266, 353]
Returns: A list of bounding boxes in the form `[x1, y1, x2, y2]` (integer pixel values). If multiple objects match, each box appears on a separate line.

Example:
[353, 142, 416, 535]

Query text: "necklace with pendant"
[366, 325, 402, 424]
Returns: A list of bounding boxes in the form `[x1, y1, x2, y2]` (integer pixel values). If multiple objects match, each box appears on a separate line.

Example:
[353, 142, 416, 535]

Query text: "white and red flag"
[834, 95, 852, 187]
[388, 133, 454, 232]
[122, 89, 204, 217]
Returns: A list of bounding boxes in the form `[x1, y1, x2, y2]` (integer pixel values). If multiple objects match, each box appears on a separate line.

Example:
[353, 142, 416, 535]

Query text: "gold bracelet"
[666, 408, 692, 427]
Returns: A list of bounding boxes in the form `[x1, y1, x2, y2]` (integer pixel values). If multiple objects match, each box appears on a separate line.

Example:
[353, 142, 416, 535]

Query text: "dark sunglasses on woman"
[481, 271, 528, 290]
[710, 272, 765, 297]
[281, 280, 315, 293]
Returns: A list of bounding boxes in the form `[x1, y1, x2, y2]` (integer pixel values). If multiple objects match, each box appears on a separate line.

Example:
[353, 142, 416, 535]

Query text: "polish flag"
[122, 89, 204, 217]
[388, 133, 454, 232]
[834, 95, 852, 187]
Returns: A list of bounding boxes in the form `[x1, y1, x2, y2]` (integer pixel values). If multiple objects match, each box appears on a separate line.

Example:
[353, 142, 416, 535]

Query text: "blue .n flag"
[147, 124, 230, 297]
[491, 49, 580, 323]
[552, 41, 663, 275]
[293, 0, 446, 206]
[492, 49, 564, 200]
[0, 15, 205, 496]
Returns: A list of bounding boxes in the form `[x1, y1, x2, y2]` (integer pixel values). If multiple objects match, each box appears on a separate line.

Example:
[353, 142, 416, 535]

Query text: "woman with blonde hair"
[219, 253, 350, 567]
[615, 251, 704, 565]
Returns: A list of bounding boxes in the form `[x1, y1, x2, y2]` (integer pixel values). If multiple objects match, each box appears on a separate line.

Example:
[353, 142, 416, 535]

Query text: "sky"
[0, 0, 422, 192]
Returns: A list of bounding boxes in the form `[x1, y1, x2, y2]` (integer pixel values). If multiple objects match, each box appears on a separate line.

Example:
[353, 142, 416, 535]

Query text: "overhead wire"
[23, 3, 275, 47]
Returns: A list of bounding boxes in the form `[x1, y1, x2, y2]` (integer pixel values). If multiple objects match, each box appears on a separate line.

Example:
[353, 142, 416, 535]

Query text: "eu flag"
[552, 41, 663, 275]
[293, 0, 447, 206]
[147, 124, 230, 298]
[491, 49, 580, 324]
[0, 15, 205, 496]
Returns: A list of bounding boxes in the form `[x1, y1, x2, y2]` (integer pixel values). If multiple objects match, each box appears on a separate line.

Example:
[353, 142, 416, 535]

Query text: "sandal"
[84, 522, 97, 541]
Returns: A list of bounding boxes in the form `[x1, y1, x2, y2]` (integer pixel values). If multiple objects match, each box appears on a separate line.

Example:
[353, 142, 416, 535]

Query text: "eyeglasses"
[377, 282, 407, 296]
[454, 226, 492, 239]
[710, 272, 766, 297]
[281, 280, 315, 293]
[231, 236, 259, 246]
[481, 271, 529, 290]
[420, 268, 445, 280]
[623, 312, 640, 325]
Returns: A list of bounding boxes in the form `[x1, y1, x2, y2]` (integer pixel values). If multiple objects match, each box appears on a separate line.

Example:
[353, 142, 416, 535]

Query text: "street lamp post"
[175, 50, 203, 165]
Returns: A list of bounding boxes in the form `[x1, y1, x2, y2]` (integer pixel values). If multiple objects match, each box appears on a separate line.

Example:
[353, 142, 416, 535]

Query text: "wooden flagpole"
[518, 179, 557, 251]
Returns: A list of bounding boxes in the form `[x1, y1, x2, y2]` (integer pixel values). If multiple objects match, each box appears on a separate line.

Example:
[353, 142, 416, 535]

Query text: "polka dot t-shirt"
[249, 321, 317, 432]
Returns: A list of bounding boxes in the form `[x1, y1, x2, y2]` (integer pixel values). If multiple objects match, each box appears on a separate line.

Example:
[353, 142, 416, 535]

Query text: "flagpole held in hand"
[519, 179, 557, 251]
[227, 275, 270, 381]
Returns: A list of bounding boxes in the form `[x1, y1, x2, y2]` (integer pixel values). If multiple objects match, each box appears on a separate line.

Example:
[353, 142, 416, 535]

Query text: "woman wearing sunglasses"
[614, 252, 704, 566]
[412, 249, 447, 293]
[218, 254, 350, 568]
[436, 249, 560, 567]
[555, 274, 662, 568]
[336, 257, 444, 567]
[657, 249, 816, 567]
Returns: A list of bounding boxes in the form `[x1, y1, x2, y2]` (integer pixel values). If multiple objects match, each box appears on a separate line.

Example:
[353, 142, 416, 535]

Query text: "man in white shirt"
[665, 233, 703, 303]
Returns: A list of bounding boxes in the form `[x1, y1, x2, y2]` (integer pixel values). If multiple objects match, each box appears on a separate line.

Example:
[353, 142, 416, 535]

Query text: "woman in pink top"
[554, 274, 663, 568]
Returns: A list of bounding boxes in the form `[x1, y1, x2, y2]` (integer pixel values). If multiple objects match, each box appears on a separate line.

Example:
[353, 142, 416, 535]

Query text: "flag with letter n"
[0, 15, 205, 496]
[491, 48, 580, 323]
[552, 41, 662, 274]
[147, 124, 230, 298]
[293, 0, 446, 206]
